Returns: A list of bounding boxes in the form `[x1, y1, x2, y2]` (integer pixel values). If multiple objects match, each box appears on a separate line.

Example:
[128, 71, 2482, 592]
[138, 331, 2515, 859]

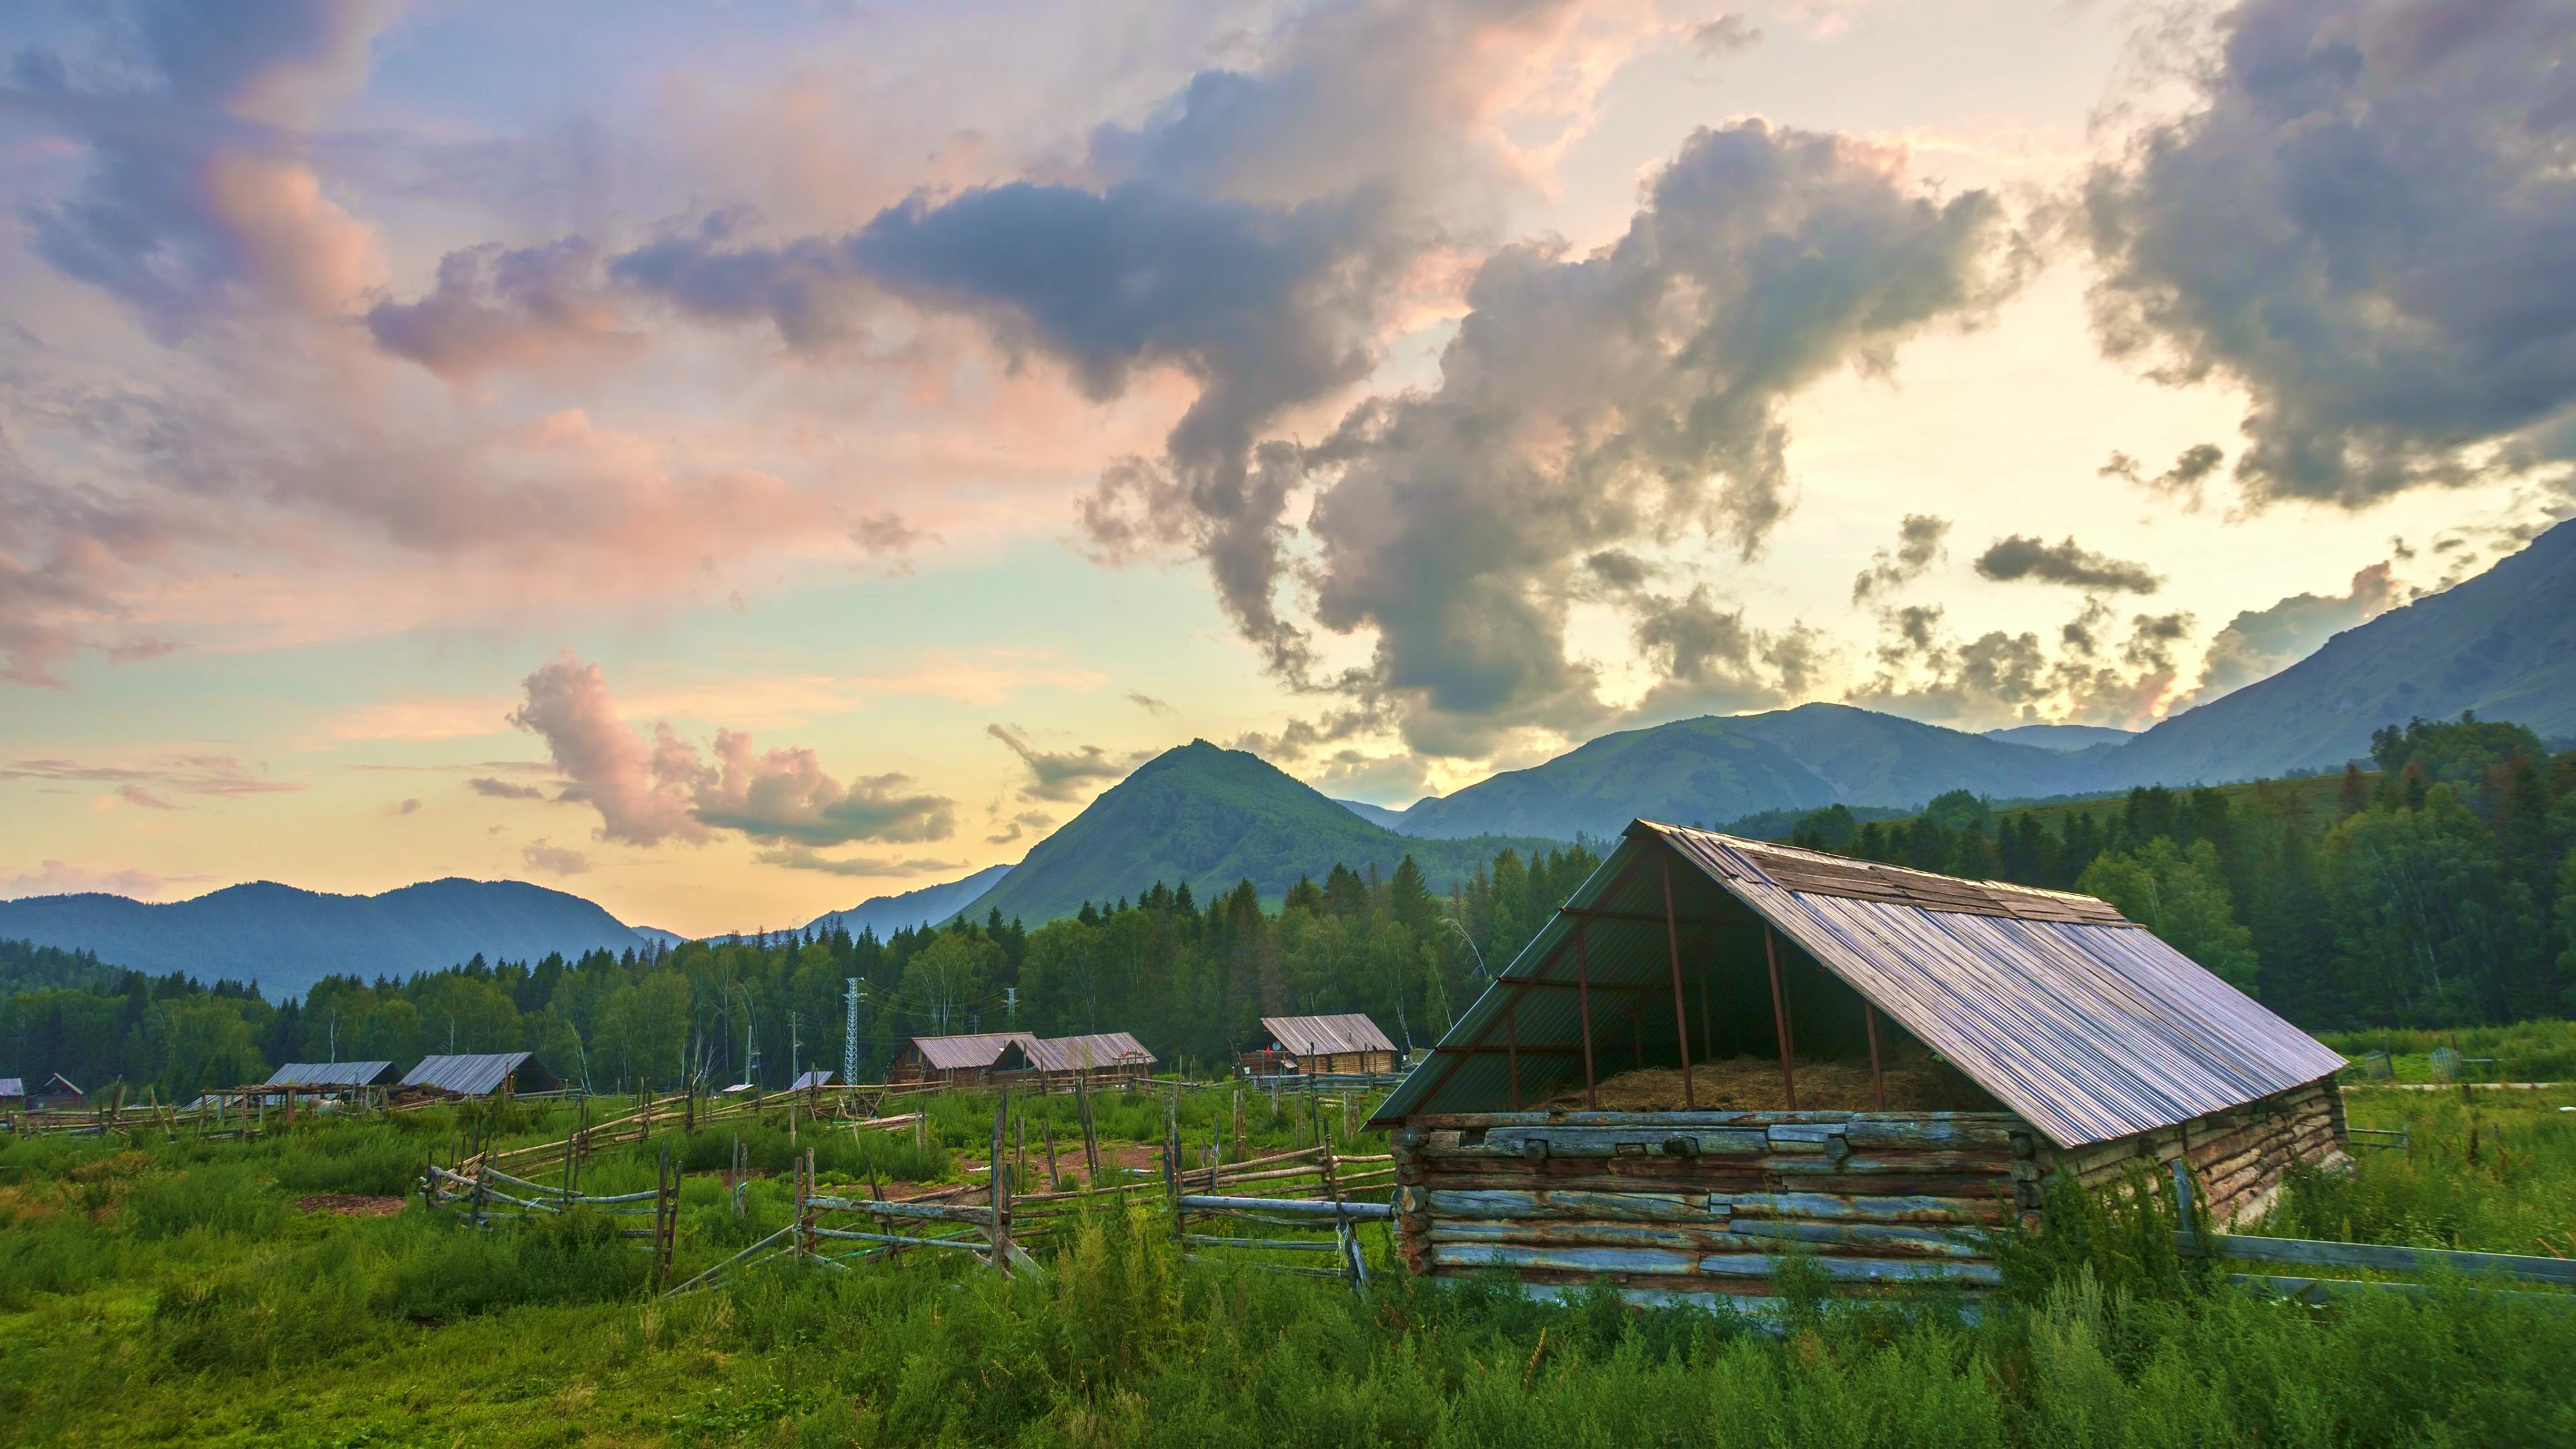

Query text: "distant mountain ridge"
[961, 739, 1560, 926]
[0, 877, 654, 1003]
[802, 863, 1014, 939]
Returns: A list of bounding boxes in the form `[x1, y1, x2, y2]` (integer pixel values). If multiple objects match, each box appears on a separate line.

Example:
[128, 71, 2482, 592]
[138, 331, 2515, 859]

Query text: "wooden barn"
[1003, 1032, 1158, 1089]
[891, 1032, 1033, 1088]
[1371, 820, 2350, 1307]
[28, 1073, 85, 1112]
[1244, 1014, 1400, 1076]
[399, 1052, 555, 1099]
[0, 1077, 21, 1111]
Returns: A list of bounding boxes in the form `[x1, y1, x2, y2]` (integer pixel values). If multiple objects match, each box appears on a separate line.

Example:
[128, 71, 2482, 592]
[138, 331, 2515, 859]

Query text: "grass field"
[3, 1082, 2573, 1447]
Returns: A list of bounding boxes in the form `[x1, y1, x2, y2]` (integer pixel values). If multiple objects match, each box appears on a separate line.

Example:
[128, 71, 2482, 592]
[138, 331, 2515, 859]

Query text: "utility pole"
[790, 1011, 802, 1087]
[1004, 985, 1017, 1028]
[843, 978, 860, 1085]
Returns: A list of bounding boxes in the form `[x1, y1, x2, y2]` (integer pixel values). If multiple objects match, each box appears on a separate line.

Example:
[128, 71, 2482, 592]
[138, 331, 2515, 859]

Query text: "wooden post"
[1232, 1088, 1245, 1167]
[1042, 1118, 1060, 1188]
[1763, 926, 1796, 1110]
[1163, 1089, 1183, 1243]
[989, 1087, 1011, 1270]
[1864, 1002, 1886, 1111]
[1662, 858, 1695, 1109]
[1505, 1000, 1521, 1110]
[1574, 919, 1599, 1110]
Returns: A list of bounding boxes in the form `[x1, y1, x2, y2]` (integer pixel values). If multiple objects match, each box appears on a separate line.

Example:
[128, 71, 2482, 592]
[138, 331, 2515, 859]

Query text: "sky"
[3, 0, 2572, 936]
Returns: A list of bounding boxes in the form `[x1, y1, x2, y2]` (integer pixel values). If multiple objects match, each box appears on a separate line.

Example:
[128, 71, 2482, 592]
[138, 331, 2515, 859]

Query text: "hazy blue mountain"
[2108, 519, 2576, 784]
[1393, 703, 2096, 842]
[801, 863, 1014, 939]
[0, 877, 653, 1002]
[631, 926, 690, 949]
[1333, 798, 1414, 830]
[962, 740, 1558, 925]
[1983, 723, 2137, 753]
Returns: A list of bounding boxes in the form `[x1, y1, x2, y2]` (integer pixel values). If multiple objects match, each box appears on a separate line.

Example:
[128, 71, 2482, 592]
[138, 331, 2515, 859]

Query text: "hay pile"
[1544, 1056, 1995, 1112]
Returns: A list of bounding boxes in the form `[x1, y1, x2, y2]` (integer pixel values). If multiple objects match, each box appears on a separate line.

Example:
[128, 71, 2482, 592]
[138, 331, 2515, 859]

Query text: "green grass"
[2318, 1020, 2576, 1084]
[4, 1083, 2575, 1446]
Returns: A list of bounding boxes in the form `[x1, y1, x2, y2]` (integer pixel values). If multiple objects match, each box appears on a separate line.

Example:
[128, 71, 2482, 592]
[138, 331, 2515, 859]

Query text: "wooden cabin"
[1004, 1032, 1158, 1089]
[398, 1052, 555, 1099]
[1244, 1014, 1399, 1076]
[891, 1032, 1033, 1088]
[0, 1077, 22, 1111]
[1372, 820, 2350, 1308]
[28, 1073, 85, 1112]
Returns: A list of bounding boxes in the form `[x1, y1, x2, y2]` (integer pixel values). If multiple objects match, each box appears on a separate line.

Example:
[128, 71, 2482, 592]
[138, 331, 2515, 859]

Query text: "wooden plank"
[1430, 1242, 1703, 1277]
[1715, 1191, 2008, 1226]
[1425, 1189, 1717, 1222]
[2190, 1233, 2576, 1287]
[1719, 1220, 1992, 1258]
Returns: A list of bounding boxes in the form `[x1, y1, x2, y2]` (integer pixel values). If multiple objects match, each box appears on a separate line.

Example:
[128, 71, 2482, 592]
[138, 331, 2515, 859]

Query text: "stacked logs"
[2035, 1078, 2346, 1227]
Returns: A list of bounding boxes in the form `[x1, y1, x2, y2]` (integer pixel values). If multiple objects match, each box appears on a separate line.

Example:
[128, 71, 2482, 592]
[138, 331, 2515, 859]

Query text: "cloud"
[393, 796, 421, 815]
[521, 839, 591, 876]
[119, 784, 178, 810]
[506, 651, 957, 848]
[1973, 535, 2161, 593]
[2174, 561, 2398, 708]
[754, 846, 967, 877]
[985, 723, 1150, 802]
[2085, 0, 2576, 506]
[1625, 586, 1822, 723]
[1125, 691, 1175, 716]
[1286, 121, 2019, 755]
[850, 511, 929, 568]
[1850, 513, 1950, 603]
[983, 809, 1054, 847]
[0, 753, 301, 799]
[0, 859, 216, 902]
[1694, 15, 1763, 56]
[365, 239, 640, 380]
[14, 0, 396, 335]
[1849, 600, 2192, 729]
[467, 775, 547, 800]
[2100, 443, 2226, 508]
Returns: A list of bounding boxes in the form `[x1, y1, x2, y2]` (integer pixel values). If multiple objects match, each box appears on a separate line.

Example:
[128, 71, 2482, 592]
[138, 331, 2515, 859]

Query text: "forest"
[5, 714, 2572, 1103]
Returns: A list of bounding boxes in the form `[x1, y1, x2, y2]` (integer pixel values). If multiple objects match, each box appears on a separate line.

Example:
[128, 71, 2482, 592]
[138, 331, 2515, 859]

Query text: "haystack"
[1544, 1055, 1997, 1113]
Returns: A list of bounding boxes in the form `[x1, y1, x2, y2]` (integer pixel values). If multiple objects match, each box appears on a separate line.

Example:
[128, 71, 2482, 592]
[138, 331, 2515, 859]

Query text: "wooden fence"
[2167, 1159, 2573, 1304]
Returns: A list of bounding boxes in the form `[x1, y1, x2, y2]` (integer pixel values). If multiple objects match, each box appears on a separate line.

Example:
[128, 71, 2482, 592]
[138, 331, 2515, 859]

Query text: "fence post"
[1320, 1106, 1364, 1289]
[989, 1087, 1012, 1271]
[1042, 1119, 1059, 1190]
[1165, 1087, 1183, 1243]
[2169, 1157, 2198, 1258]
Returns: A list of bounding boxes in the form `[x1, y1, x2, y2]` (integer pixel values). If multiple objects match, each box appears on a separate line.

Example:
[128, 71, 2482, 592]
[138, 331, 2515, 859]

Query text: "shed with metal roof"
[891, 1032, 1034, 1087]
[1374, 819, 2349, 1307]
[1247, 1014, 1399, 1076]
[266, 1061, 399, 1089]
[400, 1052, 553, 1097]
[1005, 1032, 1158, 1087]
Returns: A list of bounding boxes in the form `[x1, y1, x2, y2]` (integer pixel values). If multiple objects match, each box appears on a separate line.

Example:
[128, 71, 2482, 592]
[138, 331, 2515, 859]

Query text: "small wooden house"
[1244, 1014, 1400, 1076]
[399, 1052, 555, 1098]
[29, 1073, 85, 1112]
[0, 1077, 23, 1110]
[1004, 1032, 1158, 1089]
[891, 1032, 1034, 1088]
[1372, 820, 2349, 1307]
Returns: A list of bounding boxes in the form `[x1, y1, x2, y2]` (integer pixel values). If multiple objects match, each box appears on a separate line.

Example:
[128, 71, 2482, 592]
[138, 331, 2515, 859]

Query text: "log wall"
[1391, 1110, 2030, 1303]
[2033, 1076, 2347, 1228]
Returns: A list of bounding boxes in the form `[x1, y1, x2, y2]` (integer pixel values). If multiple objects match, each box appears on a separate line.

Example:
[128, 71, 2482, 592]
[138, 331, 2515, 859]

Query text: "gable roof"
[401, 1052, 543, 1096]
[38, 1073, 82, 1095]
[909, 1032, 1034, 1071]
[1372, 820, 2345, 1149]
[788, 1069, 834, 1090]
[266, 1061, 398, 1088]
[1023, 1032, 1157, 1073]
[0, 1078, 21, 1098]
[1261, 1014, 1396, 1058]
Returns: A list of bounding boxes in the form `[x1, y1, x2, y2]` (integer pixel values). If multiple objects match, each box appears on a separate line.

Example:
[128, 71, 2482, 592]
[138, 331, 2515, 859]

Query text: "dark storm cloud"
[1850, 513, 1950, 602]
[2086, 0, 2576, 506]
[984, 724, 1152, 803]
[1849, 600, 2191, 729]
[1973, 534, 2162, 594]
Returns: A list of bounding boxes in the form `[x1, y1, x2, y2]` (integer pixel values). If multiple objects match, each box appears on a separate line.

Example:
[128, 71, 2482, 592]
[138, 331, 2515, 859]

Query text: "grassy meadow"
[3, 1082, 2574, 1447]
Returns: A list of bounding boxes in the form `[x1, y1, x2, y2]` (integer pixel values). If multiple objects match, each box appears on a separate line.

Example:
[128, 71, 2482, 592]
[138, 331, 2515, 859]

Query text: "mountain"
[961, 740, 1558, 925]
[1333, 798, 1413, 830]
[1984, 724, 2137, 753]
[2108, 518, 2576, 784]
[801, 863, 1014, 939]
[0, 877, 653, 1002]
[1391, 703, 2098, 842]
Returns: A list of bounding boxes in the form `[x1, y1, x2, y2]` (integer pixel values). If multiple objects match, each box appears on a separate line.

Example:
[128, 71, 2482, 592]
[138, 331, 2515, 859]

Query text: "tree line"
[6, 712, 2569, 1102]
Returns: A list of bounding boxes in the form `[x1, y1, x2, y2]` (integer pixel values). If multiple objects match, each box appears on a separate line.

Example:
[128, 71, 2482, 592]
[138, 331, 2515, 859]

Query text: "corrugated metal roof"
[909, 1033, 1034, 1071]
[265, 1061, 396, 1087]
[401, 1052, 538, 1096]
[0, 1078, 21, 1097]
[1262, 1014, 1397, 1057]
[789, 1070, 835, 1089]
[1372, 820, 2344, 1148]
[1024, 1032, 1157, 1072]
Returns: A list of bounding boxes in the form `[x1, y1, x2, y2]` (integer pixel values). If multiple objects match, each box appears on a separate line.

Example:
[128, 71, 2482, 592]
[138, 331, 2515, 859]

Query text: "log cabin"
[1371, 820, 2350, 1307]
